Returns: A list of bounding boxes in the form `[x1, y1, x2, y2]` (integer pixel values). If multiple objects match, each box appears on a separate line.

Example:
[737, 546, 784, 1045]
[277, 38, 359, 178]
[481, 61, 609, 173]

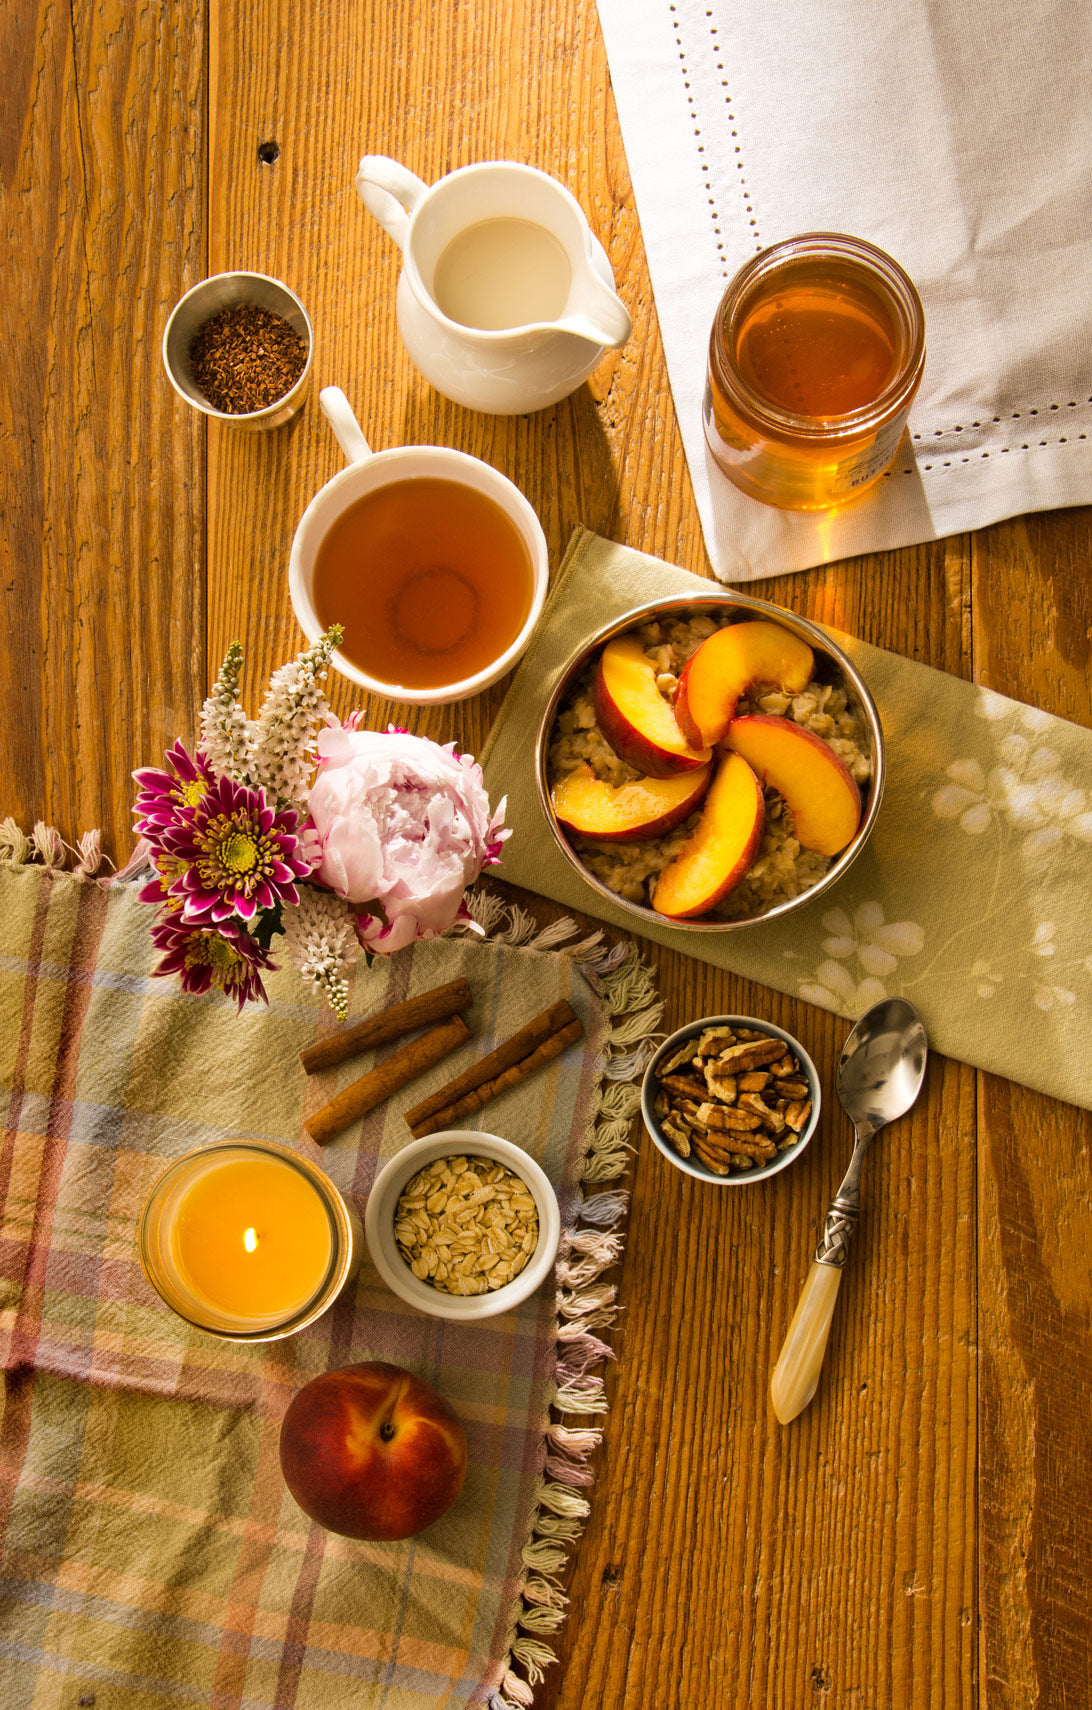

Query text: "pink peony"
[307, 725, 509, 955]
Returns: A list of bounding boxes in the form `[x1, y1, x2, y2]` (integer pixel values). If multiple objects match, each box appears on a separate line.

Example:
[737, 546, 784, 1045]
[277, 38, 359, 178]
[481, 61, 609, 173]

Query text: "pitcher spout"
[557, 263, 632, 349]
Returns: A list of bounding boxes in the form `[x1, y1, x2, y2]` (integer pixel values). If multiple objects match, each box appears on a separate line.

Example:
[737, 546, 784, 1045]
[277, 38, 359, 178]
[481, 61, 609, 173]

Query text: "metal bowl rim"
[533, 590, 886, 933]
[640, 1013, 821, 1186]
[162, 271, 314, 422]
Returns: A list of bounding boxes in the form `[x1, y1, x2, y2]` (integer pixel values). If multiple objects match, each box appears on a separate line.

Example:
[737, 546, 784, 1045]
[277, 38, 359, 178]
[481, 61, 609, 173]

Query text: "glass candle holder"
[703, 233, 925, 512]
[138, 1139, 361, 1342]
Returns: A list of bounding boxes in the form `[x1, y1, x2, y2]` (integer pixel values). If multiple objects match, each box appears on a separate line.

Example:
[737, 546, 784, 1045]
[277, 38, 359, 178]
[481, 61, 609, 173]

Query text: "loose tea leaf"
[189, 304, 306, 414]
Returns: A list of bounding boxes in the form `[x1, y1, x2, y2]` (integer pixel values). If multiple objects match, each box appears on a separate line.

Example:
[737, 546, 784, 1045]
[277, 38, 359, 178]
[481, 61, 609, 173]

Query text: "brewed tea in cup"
[289, 388, 549, 704]
[311, 477, 534, 691]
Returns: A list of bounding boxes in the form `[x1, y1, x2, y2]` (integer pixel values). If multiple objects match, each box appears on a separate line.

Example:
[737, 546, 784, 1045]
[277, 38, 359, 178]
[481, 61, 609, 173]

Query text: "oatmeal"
[394, 1155, 539, 1296]
[546, 613, 873, 921]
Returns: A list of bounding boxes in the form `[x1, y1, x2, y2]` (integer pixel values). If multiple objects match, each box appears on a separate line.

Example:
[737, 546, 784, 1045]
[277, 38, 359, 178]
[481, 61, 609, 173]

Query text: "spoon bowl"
[837, 998, 928, 1134]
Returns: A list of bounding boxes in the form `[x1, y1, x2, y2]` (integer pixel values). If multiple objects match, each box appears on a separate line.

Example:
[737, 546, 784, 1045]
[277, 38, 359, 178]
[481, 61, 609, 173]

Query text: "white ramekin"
[364, 1131, 561, 1319]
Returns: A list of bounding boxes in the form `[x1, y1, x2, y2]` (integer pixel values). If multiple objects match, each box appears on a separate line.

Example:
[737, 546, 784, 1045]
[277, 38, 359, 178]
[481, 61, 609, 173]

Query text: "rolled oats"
[394, 1155, 541, 1296]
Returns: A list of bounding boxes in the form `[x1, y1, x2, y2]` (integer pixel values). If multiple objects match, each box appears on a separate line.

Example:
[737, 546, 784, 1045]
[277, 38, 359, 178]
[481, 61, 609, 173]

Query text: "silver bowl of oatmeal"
[535, 593, 884, 932]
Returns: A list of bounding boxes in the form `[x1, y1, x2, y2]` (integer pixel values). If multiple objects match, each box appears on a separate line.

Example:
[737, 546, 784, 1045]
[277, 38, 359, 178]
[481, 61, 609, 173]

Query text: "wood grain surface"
[0, 0, 207, 855]
[2, 1, 1090, 1706]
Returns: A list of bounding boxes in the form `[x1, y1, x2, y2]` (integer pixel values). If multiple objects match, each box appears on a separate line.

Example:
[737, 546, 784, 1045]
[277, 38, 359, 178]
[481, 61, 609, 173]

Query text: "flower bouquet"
[131, 629, 508, 1016]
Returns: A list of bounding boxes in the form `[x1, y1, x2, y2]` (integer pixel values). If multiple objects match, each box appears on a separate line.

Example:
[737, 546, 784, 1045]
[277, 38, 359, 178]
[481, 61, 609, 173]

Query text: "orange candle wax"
[171, 1154, 333, 1323]
[139, 1141, 352, 1337]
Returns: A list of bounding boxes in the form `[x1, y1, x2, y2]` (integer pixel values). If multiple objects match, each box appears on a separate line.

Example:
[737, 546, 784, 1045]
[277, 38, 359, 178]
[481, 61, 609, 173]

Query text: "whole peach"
[279, 1361, 468, 1540]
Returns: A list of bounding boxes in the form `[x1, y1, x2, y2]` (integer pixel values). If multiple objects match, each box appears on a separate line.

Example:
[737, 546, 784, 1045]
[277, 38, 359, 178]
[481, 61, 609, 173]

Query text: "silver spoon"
[770, 998, 928, 1424]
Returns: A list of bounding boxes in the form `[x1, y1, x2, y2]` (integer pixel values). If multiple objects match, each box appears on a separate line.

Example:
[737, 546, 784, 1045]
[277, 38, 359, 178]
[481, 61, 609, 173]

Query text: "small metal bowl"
[534, 592, 885, 933]
[641, 1015, 821, 1186]
[364, 1132, 562, 1321]
[162, 271, 313, 429]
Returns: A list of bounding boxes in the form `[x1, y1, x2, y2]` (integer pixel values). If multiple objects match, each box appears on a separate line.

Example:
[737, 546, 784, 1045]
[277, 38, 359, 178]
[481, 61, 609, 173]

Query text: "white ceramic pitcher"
[356, 156, 632, 414]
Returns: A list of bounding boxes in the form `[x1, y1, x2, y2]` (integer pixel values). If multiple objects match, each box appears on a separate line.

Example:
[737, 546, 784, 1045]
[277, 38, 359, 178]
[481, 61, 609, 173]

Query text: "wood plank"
[491, 627, 977, 1707]
[0, 0, 206, 860]
[972, 509, 1092, 1707]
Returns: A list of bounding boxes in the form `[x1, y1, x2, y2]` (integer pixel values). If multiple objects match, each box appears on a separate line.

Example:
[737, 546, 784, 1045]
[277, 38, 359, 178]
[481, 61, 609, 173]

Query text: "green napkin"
[483, 529, 1092, 1110]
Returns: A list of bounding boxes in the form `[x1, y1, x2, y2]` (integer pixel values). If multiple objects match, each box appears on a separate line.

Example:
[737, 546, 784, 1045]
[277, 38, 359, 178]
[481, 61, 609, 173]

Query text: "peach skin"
[552, 762, 712, 842]
[652, 752, 765, 918]
[594, 633, 712, 778]
[279, 1361, 467, 1541]
[725, 715, 861, 856]
[674, 621, 814, 749]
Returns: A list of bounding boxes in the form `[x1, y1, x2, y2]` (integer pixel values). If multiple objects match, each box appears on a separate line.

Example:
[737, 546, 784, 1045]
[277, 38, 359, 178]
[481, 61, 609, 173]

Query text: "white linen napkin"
[596, 0, 1092, 579]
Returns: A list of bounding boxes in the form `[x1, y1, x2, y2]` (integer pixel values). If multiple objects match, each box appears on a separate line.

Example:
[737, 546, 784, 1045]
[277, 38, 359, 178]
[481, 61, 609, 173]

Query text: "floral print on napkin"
[482, 529, 1092, 1110]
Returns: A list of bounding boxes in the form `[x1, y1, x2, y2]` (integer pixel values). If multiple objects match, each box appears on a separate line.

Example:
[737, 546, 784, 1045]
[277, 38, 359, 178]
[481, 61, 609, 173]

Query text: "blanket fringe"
[0, 817, 110, 878]
[530, 1511, 584, 1542]
[496, 1673, 535, 1708]
[0, 817, 33, 863]
[467, 892, 661, 1708]
[509, 1638, 558, 1684]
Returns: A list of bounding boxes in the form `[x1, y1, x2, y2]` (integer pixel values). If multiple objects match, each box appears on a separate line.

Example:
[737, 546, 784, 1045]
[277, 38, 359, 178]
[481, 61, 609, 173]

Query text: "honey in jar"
[704, 233, 925, 512]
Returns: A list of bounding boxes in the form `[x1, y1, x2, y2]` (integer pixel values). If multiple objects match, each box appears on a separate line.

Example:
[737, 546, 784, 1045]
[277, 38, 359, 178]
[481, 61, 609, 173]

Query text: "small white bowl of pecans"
[364, 1132, 562, 1320]
[641, 1016, 820, 1186]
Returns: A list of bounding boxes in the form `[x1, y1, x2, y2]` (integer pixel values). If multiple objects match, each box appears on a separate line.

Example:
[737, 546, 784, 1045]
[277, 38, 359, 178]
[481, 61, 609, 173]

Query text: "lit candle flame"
[243, 1227, 258, 1254]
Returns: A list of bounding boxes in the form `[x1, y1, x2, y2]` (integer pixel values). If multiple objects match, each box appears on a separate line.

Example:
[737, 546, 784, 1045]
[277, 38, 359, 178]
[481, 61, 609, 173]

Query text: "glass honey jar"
[703, 233, 925, 512]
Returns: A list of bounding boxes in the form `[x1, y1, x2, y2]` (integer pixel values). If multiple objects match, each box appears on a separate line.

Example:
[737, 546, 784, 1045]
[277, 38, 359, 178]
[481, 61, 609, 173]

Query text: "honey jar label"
[832, 412, 909, 496]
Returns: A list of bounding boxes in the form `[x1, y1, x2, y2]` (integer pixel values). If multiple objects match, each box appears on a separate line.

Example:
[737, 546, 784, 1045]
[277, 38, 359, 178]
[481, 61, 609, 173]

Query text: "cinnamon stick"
[304, 1014, 472, 1145]
[299, 978, 473, 1074]
[406, 1006, 585, 1139]
[403, 1000, 578, 1132]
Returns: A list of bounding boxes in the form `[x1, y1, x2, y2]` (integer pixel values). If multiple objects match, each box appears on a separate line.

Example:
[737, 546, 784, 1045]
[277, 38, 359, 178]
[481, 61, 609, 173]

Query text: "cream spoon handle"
[771, 1121, 875, 1425]
[770, 1260, 844, 1424]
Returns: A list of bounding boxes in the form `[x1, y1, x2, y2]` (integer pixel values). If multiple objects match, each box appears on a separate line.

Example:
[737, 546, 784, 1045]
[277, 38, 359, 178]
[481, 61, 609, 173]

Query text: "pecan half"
[714, 1039, 786, 1073]
[703, 1063, 739, 1103]
[696, 1102, 764, 1133]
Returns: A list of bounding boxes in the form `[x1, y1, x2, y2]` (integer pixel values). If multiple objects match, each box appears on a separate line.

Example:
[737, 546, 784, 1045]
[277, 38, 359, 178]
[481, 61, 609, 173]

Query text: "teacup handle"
[355, 154, 430, 250]
[319, 386, 372, 464]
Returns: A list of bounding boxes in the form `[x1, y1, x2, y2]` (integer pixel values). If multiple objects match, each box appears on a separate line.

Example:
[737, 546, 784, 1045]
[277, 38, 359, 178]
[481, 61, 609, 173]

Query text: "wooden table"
[3, 2, 1091, 1705]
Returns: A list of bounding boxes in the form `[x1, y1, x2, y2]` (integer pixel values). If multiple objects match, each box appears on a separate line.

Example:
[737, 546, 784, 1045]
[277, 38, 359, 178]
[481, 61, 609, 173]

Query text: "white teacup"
[288, 387, 549, 704]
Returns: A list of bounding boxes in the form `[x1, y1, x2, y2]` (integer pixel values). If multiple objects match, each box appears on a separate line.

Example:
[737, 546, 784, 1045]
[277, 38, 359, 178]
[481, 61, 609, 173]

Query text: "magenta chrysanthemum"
[137, 847, 192, 912]
[133, 742, 216, 844]
[162, 773, 313, 924]
[150, 914, 274, 1009]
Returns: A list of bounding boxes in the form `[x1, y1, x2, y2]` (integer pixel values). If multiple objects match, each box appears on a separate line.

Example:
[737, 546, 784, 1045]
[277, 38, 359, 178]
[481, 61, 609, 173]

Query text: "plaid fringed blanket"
[0, 861, 659, 1708]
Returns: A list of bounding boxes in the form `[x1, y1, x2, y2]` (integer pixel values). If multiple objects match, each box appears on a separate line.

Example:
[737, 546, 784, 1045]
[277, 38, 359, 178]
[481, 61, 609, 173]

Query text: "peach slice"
[552, 762, 713, 843]
[725, 716, 862, 856]
[674, 621, 815, 749]
[594, 634, 712, 778]
[652, 753, 765, 919]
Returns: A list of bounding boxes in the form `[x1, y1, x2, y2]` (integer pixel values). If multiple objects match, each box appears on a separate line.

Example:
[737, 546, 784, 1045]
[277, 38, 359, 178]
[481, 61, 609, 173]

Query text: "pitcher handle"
[355, 154, 430, 250]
